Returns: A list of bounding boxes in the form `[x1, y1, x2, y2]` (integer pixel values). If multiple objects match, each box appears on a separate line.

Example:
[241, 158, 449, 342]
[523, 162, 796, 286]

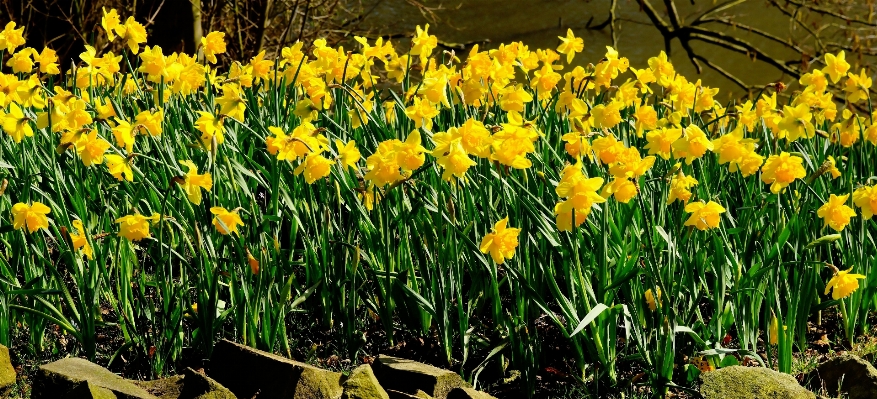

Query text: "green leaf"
[570, 303, 609, 338]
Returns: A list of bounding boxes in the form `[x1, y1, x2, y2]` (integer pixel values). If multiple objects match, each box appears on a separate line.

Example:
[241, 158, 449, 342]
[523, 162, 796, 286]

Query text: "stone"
[179, 368, 236, 399]
[373, 356, 468, 399]
[700, 366, 814, 399]
[413, 391, 433, 399]
[446, 387, 496, 399]
[342, 364, 389, 399]
[132, 375, 184, 399]
[0, 344, 15, 391]
[806, 354, 877, 399]
[387, 390, 433, 399]
[64, 382, 117, 399]
[32, 358, 157, 399]
[209, 339, 343, 399]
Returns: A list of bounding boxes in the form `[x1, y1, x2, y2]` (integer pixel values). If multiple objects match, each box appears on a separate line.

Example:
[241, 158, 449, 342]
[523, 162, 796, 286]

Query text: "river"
[357, 0, 865, 98]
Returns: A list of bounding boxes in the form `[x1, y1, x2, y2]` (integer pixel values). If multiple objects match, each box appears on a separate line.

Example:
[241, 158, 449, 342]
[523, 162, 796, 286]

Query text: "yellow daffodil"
[76, 130, 112, 167]
[335, 140, 361, 170]
[394, 130, 428, 171]
[178, 161, 213, 205]
[645, 127, 682, 160]
[69, 220, 93, 259]
[210, 207, 244, 235]
[7, 48, 35, 74]
[479, 217, 521, 265]
[777, 103, 814, 142]
[365, 141, 404, 187]
[555, 160, 606, 231]
[294, 153, 334, 184]
[118, 16, 148, 54]
[434, 138, 476, 181]
[105, 154, 134, 182]
[216, 84, 247, 120]
[761, 152, 806, 194]
[195, 111, 225, 149]
[672, 125, 713, 164]
[645, 288, 661, 311]
[135, 109, 163, 136]
[668, 171, 698, 204]
[410, 25, 438, 66]
[556, 29, 584, 64]
[404, 96, 440, 131]
[0, 22, 26, 52]
[101, 8, 121, 41]
[11, 202, 51, 233]
[844, 69, 872, 103]
[825, 267, 865, 300]
[1, 102, 33, 143]
[822, 51, 850, 83]
[201, 31, 226, 64]
[684, 200, 725, 230]
[853, 186, 877, 220]
[817, 194, 856, 232]
[498, 84, 533, 113]
[115, 213, 160, 241]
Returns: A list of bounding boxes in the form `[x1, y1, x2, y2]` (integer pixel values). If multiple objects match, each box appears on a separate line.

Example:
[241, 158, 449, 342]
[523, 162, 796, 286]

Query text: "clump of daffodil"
[491, 111, 540, 169]
[364, 131, 428, 187]
[479, 217, 521, 265]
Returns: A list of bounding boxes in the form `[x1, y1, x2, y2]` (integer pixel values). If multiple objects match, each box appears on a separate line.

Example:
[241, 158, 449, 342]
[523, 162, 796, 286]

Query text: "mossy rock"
[32, 358, 156, 399]
[342, 364, 388, 399]
[446, 387, 496, 399]
[209, 339, 343, 399]
[700, 366, 814, 399]
[0, 345, 15, 392]
[413, 391, 433, 399]
[373, 356, 467, 399]
[806, 354, 877, 399]
[64, 382, 117, 399]
[132, 375, 184, 399]
[387, 389, 433, 399]
[179, 368, 236, 399]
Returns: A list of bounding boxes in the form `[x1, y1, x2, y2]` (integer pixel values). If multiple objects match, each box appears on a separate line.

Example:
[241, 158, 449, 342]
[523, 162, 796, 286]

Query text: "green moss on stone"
[373, 356, 468, 399]
[64, 382, 117, 399]
[446, 387, 496, 399]
[700, 366, 814, 399]
[0, 345, 16, 391]
[33, 358, 156, 399]
[342, 364, 389, 399]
